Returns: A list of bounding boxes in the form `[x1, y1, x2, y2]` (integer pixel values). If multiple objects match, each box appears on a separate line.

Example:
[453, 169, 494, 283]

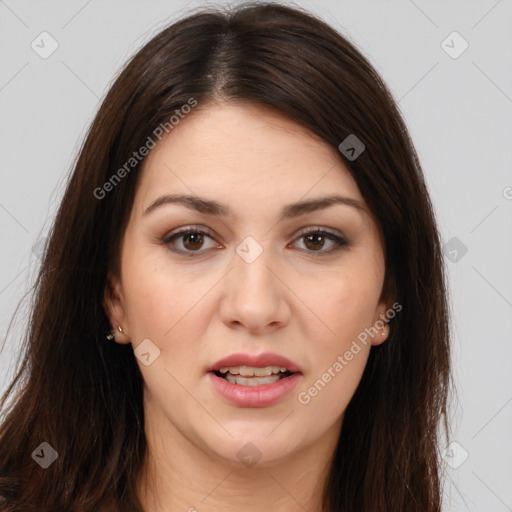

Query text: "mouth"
[206, 352, 303, 407]
[212, 366, 296, 386]
[208, 368, 302, 408]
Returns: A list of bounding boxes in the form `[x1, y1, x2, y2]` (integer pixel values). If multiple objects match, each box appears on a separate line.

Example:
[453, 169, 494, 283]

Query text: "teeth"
[219, 365, 288, 377]
[225, 373, 282, 386]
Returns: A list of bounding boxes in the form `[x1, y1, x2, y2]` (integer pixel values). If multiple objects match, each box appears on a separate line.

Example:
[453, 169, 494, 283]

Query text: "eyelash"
[161, 226, 348, 257]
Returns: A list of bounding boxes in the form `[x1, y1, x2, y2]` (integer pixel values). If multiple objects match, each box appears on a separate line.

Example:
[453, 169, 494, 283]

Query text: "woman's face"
[106, 102, 390, 468]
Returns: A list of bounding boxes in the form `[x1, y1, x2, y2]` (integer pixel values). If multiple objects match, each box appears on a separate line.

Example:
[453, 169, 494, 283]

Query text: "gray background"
[1, 1, 511, 510]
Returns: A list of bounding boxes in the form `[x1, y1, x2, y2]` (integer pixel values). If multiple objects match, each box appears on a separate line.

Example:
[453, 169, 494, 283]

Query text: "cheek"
[296, 272, 375, 418]
[120, 241, 179, 337]
[302, 267, 382, 343]
[124, 274, 171, 336]
[121, 248, 216, 351]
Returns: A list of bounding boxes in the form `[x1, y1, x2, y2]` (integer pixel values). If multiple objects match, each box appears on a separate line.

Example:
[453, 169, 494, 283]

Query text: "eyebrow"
[142, 193, 366, 219]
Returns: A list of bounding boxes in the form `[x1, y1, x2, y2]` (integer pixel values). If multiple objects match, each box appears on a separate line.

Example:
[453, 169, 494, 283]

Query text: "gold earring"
[106, 326, 122, 341]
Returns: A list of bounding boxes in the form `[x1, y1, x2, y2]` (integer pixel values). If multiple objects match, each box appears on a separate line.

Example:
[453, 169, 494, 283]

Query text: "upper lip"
[207, 352, 303, 373]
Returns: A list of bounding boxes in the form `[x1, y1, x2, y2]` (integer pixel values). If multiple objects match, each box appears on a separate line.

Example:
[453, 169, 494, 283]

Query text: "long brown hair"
[0, 3, 451, 511]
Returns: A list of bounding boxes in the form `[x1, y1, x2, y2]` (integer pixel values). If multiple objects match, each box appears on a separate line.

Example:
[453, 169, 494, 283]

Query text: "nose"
[219, 242, 291, 335]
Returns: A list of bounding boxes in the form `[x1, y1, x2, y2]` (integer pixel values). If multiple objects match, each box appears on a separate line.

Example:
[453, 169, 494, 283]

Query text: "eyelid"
[293, 225, 346, 240]
[163, 225, 346, 241]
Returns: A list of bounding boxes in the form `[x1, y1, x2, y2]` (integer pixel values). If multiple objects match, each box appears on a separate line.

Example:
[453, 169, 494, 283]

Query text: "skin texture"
[105, 102, 391, 512]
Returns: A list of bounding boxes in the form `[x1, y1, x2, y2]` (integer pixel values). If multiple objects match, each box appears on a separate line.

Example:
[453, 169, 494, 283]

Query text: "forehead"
[134, 102, 364, 212]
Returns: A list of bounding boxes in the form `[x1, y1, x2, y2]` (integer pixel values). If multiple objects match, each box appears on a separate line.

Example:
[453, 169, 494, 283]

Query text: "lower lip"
[208, 372, 302, 408]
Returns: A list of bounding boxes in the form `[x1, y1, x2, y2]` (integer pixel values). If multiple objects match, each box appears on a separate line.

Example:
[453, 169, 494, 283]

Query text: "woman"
[0, 2, 451, 511]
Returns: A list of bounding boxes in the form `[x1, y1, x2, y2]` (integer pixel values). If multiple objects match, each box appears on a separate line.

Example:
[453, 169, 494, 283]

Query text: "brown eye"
[162, 227, 219, 255]
[303, 232, 326, 251]
[162, 226, 347, 257]
[182, 232, 205, 250]
[293, 228, 348, 255]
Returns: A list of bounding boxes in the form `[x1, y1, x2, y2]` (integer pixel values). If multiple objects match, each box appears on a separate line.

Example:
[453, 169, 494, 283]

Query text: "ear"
[103, 271, 131, 344]
[370, 299, 392, 347]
